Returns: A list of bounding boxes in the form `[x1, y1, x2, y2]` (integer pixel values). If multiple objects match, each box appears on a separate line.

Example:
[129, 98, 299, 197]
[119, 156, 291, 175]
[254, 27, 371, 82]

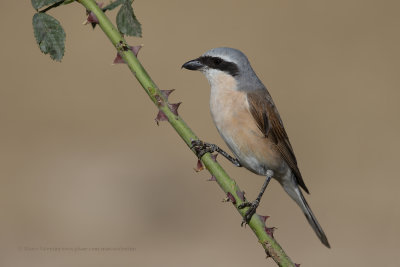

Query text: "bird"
[182, 47, 330, 248]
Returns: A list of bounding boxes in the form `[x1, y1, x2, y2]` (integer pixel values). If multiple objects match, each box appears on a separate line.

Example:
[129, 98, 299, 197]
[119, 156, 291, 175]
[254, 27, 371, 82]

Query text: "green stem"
[77, 0, 295, 265]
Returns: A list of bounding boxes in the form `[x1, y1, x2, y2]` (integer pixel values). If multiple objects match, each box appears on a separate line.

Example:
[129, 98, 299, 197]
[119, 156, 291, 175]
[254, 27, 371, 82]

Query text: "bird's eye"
[213, 58, 222, 65]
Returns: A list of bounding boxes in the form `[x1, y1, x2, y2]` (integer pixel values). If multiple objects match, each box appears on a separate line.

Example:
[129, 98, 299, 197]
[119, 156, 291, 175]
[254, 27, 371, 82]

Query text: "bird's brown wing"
[247, 89, 309, 194]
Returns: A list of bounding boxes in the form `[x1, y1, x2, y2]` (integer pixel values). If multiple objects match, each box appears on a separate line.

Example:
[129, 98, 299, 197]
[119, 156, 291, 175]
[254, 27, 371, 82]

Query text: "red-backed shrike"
[182, 47, 330, 248]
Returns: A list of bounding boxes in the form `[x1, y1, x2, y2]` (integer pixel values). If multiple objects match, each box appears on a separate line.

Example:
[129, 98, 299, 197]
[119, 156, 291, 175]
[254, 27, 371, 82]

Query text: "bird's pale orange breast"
[209, 73, 285, 175]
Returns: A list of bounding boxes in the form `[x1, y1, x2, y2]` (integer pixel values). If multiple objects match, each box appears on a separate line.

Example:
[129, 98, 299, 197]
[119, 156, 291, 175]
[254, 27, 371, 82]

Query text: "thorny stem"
[76, 0, 296, 266]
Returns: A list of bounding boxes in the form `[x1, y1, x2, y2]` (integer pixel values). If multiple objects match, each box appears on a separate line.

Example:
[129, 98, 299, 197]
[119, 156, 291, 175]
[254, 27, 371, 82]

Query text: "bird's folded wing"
[247, 89, 309, 194]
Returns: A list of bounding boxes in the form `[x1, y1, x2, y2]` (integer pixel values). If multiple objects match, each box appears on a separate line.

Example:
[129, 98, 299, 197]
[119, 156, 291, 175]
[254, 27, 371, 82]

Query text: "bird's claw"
[238, 199, 260, 226]
[190, 139, 203, 149]
[191, 139, 215, 159]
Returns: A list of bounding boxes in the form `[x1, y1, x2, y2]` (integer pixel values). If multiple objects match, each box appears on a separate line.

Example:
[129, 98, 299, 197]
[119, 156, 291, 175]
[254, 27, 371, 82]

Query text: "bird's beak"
[181, 58, 204, 70]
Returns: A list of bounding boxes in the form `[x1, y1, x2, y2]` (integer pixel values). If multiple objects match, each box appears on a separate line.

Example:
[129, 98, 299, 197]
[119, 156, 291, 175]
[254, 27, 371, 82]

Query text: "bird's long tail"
[281, 174, 330, 248]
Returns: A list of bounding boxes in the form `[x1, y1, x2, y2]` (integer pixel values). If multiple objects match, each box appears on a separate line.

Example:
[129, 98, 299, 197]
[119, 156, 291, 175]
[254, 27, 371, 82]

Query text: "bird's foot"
[191, 139, 242, 167]
[190, 139, 217, 159]
[238, 199, 260, 226]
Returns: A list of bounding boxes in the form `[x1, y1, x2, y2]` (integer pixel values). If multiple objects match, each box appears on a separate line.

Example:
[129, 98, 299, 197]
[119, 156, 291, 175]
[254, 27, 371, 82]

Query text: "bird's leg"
[238, 170, 274, 226]
[190, 140, 242, 167]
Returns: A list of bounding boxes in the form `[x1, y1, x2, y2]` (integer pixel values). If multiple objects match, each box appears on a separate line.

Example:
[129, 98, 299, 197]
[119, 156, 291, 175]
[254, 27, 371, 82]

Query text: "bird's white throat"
[203, 69, 238, 93]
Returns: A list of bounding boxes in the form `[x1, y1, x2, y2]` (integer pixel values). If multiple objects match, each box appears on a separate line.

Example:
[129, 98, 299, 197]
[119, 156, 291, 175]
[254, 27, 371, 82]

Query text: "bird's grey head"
[182, 47, 264, 91]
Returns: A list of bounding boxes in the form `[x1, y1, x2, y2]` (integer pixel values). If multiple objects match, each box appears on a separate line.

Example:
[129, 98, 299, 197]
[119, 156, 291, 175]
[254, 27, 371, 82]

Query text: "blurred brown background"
[0, 1, 399, 266]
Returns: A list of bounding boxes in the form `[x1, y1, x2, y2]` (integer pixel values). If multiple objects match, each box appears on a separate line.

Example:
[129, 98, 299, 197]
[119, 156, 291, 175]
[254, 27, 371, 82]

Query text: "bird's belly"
[210, 87, 286, 176]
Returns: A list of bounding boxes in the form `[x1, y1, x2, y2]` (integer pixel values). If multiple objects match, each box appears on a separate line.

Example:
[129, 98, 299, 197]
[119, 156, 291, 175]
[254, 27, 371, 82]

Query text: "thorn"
[236, 190, 245, 201]
[194, 159, 204, 172]
[113, 54, 124, 64]
[155, 110, 168, 125]
[160, 89, 175, 100]
[168, 102, 181, 116]
[258, 215, 270, 224]
[265, 226, 276, 238]
[207, 175, 216, 181]
[264, 251, 271, 259]
[226, 192, 236, 204]
[113, 45, 143, 64]
[211, 153, 218, 162]
[84, 2, 103, 27]
[131, 45, 142, 56]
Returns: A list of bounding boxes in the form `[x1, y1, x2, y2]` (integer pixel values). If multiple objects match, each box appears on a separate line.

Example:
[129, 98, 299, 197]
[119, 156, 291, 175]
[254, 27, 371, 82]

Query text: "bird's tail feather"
[282, 174, 330, 248]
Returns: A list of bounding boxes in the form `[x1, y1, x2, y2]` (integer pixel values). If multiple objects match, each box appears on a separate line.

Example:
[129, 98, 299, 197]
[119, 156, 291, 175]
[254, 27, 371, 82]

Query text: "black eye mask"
[198, 56, 239, 77]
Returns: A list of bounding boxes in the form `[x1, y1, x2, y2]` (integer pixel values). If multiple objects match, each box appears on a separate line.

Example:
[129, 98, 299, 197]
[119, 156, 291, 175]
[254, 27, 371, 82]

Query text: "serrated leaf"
[33, 13, 66, 61]
[31, 0, 61, 10]
[102, 0, 124, 12]
[116, 0, 142, 37]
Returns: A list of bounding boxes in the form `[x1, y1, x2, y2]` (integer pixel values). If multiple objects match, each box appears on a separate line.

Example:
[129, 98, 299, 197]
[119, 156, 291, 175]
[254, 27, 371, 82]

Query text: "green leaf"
[31, 0, 61, 10]
[32, 13, 66, 61]
[116, 0, 142, 37]
[103, 0, 124, 12]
